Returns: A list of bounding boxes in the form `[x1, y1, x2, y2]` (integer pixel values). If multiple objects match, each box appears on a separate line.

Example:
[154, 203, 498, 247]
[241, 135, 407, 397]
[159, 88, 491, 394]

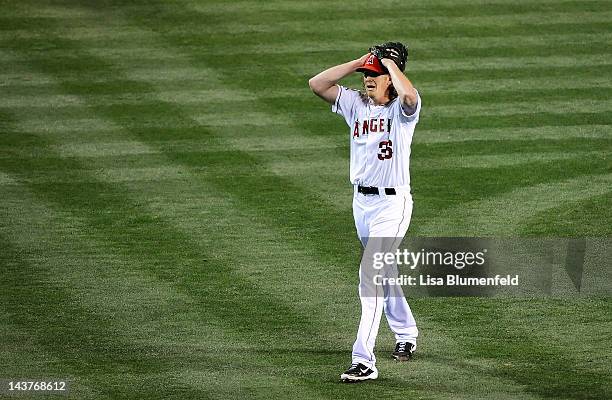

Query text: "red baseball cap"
[356, 53, 387, 75]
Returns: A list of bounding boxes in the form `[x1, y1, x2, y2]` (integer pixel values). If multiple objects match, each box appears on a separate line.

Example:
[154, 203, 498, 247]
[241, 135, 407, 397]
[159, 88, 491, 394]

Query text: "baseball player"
[308, 42, 420, 382]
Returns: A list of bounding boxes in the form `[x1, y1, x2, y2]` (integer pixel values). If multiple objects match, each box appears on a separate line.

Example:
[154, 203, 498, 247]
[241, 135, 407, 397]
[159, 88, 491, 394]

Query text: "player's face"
[362, 71, 392, 101]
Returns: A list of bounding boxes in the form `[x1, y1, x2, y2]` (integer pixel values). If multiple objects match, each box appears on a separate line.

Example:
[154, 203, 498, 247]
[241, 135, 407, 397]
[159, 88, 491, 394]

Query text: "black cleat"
[340, 363, 378, 382]
[392, 342, 414, 361]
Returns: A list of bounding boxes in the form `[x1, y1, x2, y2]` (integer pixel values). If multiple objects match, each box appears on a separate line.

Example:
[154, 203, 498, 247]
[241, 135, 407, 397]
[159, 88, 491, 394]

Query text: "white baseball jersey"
[332, 85, 421, 189]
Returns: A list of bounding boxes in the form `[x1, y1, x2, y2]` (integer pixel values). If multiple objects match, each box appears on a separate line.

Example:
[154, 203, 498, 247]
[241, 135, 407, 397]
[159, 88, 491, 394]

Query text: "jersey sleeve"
[331, 85, 361, 126]
[394, 89, 421, 123]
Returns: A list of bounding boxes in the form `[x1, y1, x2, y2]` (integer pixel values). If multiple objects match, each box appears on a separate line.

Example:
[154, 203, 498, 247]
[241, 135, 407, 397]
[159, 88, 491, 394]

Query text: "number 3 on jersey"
[378, 140, 393, 160]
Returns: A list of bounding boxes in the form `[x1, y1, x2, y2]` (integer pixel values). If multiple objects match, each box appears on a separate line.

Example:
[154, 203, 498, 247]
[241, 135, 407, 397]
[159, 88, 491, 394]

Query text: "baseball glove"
[369, 42, 408, 71]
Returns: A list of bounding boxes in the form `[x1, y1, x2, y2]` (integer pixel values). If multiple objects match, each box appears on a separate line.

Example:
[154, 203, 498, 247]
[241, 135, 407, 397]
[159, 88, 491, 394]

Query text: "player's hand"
[380, 58, 396, 69]
[356, 53, 370, 65]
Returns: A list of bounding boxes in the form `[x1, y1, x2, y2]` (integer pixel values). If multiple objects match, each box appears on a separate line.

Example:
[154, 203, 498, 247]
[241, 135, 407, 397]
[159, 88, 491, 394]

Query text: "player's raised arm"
[380, 58, 418, 110]
[308, 54, 370, 104]
[370, 42, 417, 112]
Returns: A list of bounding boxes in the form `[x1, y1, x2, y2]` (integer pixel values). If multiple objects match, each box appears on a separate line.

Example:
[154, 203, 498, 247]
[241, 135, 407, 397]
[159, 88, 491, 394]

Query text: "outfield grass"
[1, 0, 611, 399]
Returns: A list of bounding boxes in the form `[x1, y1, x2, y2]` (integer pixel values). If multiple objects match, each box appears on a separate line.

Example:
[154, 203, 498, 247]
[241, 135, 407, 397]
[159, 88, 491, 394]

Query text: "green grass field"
[1, 0, 611, 399]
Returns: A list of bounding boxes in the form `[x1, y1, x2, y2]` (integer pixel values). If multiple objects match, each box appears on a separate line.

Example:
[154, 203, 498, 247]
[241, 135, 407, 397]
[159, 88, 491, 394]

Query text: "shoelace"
[397, 342, 407, 352]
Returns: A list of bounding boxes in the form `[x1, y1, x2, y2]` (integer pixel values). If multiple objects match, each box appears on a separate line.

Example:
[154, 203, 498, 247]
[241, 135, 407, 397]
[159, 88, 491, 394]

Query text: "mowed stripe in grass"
[1, 125, 609, 159]
[4, 95, 612, 120]
[86, 8, 612, 39]
[2, 83, 612, 111]
[4, 32, 610, 63]
[1, 0, 611, 398]
[186, 0, 611, 18]
[3, 63, 611, 99]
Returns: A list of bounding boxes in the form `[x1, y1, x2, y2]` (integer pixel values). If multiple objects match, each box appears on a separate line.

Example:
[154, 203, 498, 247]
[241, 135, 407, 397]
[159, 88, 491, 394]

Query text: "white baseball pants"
[351, 186, 419, 368]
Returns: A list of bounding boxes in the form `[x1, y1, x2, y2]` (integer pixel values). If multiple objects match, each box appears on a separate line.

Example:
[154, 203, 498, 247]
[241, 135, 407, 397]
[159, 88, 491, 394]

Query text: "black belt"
[358, 186, 396, 195]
